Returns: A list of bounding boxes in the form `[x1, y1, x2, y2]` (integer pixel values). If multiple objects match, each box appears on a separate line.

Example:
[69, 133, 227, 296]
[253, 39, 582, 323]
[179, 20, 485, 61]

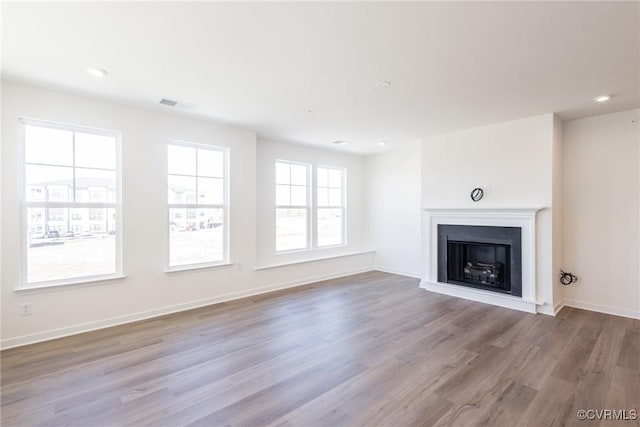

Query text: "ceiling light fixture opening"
[594, 95, 611, 103]
[378, 141, 387, 146]
[86, 67, 108, 78]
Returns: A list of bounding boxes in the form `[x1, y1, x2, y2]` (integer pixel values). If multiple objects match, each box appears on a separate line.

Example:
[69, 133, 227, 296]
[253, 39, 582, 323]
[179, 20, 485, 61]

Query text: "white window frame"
[18, 117, 123, 289]
[274, 161, 347, 254]
[275, 159, 312, 253]
[315, 165, 347, 248]
[166, 140, 230, 271]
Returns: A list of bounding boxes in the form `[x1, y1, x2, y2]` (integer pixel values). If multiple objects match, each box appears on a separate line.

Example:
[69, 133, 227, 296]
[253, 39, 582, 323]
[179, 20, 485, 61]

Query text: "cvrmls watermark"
[576, 409, 638, 421]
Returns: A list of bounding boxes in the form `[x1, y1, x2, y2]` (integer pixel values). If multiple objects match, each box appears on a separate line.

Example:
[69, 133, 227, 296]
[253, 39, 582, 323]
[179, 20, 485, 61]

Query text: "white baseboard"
[560, 298, 640, 319]
[1, 266, 374, 350]
[553, 299, 566, 316]
[374, 266, 422, 279]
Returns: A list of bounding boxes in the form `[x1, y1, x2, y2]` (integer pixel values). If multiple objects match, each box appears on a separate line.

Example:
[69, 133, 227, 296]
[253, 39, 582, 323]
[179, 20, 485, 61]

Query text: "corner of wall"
[551, 114, 564, 307]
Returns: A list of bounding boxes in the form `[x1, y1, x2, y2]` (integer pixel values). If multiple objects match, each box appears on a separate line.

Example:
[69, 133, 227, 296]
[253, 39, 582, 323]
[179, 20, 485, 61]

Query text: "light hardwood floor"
[1, 271, 639, 426]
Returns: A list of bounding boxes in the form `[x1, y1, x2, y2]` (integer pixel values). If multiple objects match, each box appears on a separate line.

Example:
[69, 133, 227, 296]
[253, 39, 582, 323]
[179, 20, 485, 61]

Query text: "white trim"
[561, 298, 640, 319]
[553, 299, 566, 316]
[420, 280, 541, 314]
[275, 159, 312, 252]
[422, 207, 545, 313]
[536, 304, 557, 317]
[165, 262, 233, 273]
[254, 250, 375, 271]
[0, 266, 374, 350]
[18, 118, 123, 288]
[14, 274, 126, 294]
[316, 165, 347, 248]
[166, 140, 230, 269]
[375, 266, 422, 279]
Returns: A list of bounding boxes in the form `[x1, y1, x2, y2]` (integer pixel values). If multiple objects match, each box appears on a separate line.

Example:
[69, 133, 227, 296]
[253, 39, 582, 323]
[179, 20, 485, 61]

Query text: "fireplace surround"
[422, 208, 543, 313]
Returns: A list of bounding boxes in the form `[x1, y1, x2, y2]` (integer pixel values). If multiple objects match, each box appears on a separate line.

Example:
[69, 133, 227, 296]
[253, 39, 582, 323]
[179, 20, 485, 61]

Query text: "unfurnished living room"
[1, 1, 639, 426]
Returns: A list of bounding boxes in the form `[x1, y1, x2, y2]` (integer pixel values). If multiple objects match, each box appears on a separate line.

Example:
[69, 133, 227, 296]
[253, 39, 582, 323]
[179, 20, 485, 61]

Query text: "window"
[21, 118, 121, 286]
[167, 141, 228, 269]
[316, 166, 345, 246]
[275, 161, 310, 251]
[274, 161, 347, 252]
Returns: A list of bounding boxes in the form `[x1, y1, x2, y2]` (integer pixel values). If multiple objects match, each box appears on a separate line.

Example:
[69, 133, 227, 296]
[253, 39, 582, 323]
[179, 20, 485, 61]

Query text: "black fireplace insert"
[437, 225, 522, 297]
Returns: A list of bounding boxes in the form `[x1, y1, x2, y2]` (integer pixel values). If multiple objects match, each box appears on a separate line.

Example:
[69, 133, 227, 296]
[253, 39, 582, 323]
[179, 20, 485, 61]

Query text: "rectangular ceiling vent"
[159, 98, 178, 107]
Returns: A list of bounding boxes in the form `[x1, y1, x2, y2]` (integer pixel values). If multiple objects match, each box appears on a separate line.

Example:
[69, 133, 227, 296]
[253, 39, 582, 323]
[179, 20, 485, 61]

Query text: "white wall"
[421, 114, 559, 314]
[561, 109, 640, 318]
[0, 81, 374, 348]
[552, 115, 564, 309]
[365, 143, 422, 278]
[256, 139, 368, 267]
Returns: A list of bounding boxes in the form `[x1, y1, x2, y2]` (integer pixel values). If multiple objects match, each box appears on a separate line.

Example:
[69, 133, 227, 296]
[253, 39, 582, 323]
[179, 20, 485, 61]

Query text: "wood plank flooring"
[1, 271, 639, 426]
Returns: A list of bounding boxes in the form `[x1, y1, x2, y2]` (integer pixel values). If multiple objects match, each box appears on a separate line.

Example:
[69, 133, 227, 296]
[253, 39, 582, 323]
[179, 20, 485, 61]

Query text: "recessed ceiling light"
[378, 141, 387, 146]
[331, 140, 351, 145]
[375, 81, 391, 88]
[594, 95, 611, 103]
[87, 67, 108, 78]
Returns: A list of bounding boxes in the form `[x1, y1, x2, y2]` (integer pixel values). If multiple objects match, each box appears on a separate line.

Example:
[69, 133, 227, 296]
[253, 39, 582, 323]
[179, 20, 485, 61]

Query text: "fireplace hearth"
[437, 224, 522, 297]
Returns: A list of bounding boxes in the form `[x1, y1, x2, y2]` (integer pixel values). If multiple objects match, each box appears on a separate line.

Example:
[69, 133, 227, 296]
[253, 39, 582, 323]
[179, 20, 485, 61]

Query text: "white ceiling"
[2, 1, 639, 154]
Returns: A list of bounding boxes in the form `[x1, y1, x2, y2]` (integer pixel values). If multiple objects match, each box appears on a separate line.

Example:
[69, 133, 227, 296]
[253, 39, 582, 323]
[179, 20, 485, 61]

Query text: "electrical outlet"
[21, 303, 32, 316]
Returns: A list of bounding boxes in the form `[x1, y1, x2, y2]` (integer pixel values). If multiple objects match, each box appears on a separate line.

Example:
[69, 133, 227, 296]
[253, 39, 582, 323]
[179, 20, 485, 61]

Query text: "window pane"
[75, 168, 116, 202]
[291, 164, 308, 185]
[328, 188, 342, 206]
[197, 149, 224, 178]
[24, 125, 73, 166]
[276, 162, 290, 185]
[276, 184, 290, 206]
[197, 177, 224, 205]
[328, 169, 343, 187]
[290, 185, 307, 206]
[318, 208, 343, 247]
[168, 175, 197, 204]
[26, 165, 72, 201]
[317, 168, 328, 188]
[276, 208, 307, 251]
[26, 207, 116, 283]
[169, 208, 224, 266]
[75, 132, 116, 170]
[317, 188, 328, 207]
[168, 145, 196, 175]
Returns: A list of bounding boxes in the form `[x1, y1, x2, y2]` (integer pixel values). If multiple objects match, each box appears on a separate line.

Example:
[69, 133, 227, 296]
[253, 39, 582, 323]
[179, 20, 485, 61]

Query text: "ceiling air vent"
[159, 98, 178, 107]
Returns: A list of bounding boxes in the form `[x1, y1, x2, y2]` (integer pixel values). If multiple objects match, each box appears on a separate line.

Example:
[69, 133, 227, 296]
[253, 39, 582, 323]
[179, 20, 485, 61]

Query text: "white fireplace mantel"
[421, 207, 546, 313]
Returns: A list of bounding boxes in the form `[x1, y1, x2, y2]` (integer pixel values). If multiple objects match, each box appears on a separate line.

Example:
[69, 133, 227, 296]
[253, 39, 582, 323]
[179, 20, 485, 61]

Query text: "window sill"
[15, 274, 126, 294]
[254, 250, 375, 271]
[165, 262, 233, 274]
[275, 243, 348, 255]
